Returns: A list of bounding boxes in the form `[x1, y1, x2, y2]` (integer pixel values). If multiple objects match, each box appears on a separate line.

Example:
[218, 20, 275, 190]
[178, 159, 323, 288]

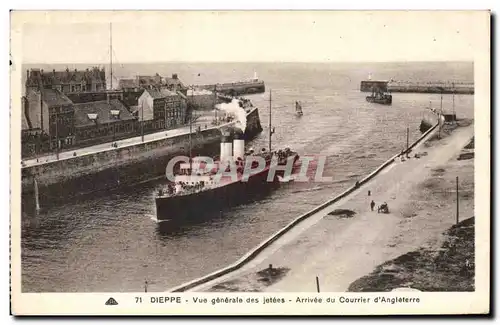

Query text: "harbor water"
[21, 62, 474, 292]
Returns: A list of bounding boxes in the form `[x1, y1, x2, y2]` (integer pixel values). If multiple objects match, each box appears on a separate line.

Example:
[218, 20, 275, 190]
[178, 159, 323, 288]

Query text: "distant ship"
[366, 88, 392, 105]
[295, 101, 303, 117]
[155, 92, 299, 222]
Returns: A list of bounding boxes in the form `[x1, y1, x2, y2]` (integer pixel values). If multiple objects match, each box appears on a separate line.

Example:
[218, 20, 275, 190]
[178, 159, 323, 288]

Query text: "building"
[118, 79, 141, 92]
[186, 88, 217, 110]
[136, 74, 163, 89]
[66, 90, 124, 104]
[73, 99, 136, 146]
[25, 67, 107, 94]
[25, 88, 76, 149]
[163, 74, 187, 94]
[118, 73, 187, 94]
[137, 87, 187, 130]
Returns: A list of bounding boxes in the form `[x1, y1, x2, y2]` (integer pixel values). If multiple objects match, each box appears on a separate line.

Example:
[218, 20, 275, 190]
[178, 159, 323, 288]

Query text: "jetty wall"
[197, 81, 265, 96]
[360, 80, 388, 92]
[387, 81, 474, 94]
[21, 108, 263, 205]
[360, 80, 474, 94]
[168, 122, 440, 292]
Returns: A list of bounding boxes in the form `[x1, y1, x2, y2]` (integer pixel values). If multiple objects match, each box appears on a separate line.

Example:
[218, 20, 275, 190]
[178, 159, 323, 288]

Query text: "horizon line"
[20, 60, 474, 66]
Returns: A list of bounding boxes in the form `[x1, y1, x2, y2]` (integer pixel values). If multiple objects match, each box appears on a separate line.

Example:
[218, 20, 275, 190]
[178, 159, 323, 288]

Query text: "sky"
[12, 11, 489, 64]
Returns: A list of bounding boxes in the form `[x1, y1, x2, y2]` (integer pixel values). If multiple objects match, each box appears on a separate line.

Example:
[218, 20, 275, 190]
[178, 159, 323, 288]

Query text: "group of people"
[159, 181, 207, 197]
[275, 148, 293, 164]
[368, 190, 389, 213]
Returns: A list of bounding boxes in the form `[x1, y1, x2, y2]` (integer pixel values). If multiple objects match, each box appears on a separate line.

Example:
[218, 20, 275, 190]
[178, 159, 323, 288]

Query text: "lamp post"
[54, 109, 59, 160]
[141, 102, 144, 142]
[164, 100, 167, 130]
[110, 109, 120, 142]
[438, 86, 444, 139]
[214, 84, 217, 124]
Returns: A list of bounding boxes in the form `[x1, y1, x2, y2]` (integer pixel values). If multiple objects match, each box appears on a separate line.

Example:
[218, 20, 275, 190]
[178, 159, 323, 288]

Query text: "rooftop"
[137, 75, 162, 87]
[164, 77, 184, 87]
[118, 79, 138, 89]
[26, 67, 106, 86]
[145, 87, 179, 99]
[41, 88, 74, 107]
[73, 99, 136, 128]
[187, 89, 213, 96]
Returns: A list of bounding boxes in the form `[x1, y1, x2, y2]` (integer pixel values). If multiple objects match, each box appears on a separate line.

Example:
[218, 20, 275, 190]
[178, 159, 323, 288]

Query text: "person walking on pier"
[370, 200, 375, 211]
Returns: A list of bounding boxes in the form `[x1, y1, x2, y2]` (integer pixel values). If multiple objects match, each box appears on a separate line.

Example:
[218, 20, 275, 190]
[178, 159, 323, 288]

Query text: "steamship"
[155, 92, 300, 222]
[366, 88, 392, 105]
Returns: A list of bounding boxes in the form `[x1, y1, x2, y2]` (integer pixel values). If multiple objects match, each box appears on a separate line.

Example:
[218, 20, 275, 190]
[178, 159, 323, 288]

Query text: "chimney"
[172, 73, 178, 80]
[233, 129, 245, 161]
[220, 132, 233, 165]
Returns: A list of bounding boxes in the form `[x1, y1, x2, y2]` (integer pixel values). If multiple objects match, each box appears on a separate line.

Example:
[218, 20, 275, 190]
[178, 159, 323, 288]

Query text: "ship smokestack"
[233, 129, 245, 161]
[220, 132, 233, 164]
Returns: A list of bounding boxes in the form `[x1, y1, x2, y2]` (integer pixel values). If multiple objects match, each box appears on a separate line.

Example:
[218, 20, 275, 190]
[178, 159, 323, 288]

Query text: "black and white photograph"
[9, 10, 490, 315]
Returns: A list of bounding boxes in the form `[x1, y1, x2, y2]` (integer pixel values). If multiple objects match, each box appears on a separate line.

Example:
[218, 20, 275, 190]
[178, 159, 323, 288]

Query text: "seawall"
[360, 80, 474, 94]
[21, 108, 263, 205]
[197, 82, 265, 96]
[168, 122, 439, 292]
[388, 82, 474, 95]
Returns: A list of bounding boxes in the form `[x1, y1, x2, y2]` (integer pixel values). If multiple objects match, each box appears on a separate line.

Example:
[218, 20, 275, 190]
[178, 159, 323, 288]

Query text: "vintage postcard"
[10, 10, 490, 315]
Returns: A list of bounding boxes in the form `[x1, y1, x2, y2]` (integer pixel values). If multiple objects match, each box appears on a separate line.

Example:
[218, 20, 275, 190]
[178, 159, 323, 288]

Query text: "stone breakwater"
[21, 107, 263, 206]
[360, 80, 474, 94]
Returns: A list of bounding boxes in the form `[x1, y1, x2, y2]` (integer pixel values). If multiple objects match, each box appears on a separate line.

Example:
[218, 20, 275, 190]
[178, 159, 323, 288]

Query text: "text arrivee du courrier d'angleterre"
[139, 295, 421, 306]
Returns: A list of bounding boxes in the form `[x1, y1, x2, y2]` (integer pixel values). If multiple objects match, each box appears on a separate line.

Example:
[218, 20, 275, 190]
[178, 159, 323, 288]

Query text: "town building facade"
[118, 73, 187, 94]
[25, 88, 76, 150]
[25, 67, 107, 94]
[137, 87, 187, 131]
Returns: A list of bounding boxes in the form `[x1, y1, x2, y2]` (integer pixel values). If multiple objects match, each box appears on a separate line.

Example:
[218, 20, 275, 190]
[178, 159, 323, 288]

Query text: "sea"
[21, 61, 474, 292]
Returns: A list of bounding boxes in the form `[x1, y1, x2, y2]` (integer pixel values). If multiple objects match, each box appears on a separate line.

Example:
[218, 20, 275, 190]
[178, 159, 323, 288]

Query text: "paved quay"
[181, 123, 474, 292]
[22, 115, 223, 168]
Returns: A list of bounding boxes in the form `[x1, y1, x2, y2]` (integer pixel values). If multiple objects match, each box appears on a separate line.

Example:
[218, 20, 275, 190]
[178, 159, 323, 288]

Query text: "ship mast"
[189, 115, 193, 171]
[268, 89, 272, 152]
[109, 23, 113, 90]
[452, 82, 455, 116]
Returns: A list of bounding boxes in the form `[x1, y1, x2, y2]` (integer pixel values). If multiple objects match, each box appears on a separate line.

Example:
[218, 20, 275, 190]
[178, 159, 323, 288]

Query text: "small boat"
[419, 119, 433, 133]
[420, 101, 435, 133]
[366, 88, 392, 105]
[295, 101, 303, 117]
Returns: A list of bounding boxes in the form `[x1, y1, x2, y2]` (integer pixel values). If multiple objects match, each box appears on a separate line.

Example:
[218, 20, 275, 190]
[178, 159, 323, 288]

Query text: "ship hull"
[419, 119, 433, 133]
[366, 96, 392, 105]
[155, 167, 278, 222]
